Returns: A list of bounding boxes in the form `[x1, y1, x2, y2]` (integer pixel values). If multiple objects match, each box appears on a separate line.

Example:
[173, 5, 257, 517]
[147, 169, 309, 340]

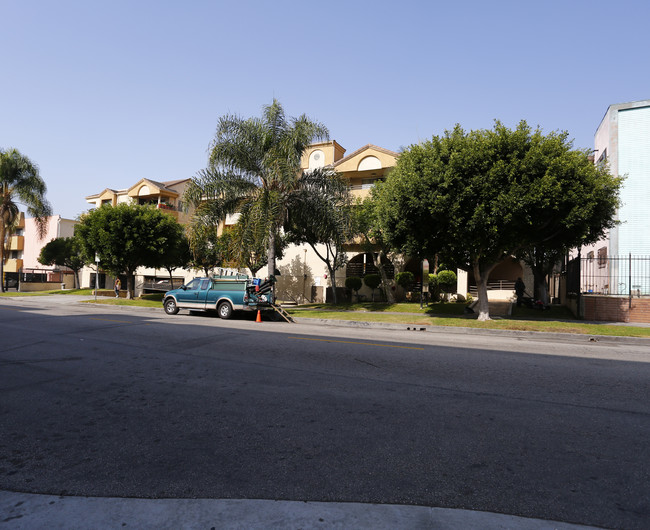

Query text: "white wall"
[618, 105, 650, 255]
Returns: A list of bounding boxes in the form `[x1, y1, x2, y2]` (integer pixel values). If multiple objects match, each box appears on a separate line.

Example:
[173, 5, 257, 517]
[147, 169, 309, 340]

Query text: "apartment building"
[273, 141, 400, 302]
[82, 177, 194, 292]
[3, 213, 78, 289]
[3, 212, 25, 287]
[85, 178, 192, 225]
[593, 99, 650, 257]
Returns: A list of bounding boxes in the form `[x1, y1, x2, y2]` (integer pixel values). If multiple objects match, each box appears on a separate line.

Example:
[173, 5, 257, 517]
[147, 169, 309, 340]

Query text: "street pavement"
[2, 294, 646, 529]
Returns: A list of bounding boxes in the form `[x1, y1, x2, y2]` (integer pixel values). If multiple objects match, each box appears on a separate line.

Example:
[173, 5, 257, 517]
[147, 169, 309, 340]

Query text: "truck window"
[185, 279, 201, 290]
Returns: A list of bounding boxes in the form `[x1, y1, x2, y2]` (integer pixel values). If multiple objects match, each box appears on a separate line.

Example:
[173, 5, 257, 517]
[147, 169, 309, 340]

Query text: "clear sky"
[2, 0, 649, 220]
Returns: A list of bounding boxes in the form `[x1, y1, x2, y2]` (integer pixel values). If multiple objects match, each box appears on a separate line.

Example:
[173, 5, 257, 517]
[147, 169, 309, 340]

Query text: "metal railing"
[567, 255, 650, 298]
[469, 280, 516, 296]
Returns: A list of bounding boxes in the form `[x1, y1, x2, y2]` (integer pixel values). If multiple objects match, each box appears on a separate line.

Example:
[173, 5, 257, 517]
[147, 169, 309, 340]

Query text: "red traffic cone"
[256, 310, 262, 323]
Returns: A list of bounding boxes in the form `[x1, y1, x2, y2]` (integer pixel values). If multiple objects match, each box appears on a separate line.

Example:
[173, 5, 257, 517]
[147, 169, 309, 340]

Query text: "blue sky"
[2, 0, 649, 219]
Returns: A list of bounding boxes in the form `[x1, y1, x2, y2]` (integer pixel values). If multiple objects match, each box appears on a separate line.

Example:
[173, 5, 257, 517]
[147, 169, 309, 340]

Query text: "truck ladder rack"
[272, 303, 294, 323]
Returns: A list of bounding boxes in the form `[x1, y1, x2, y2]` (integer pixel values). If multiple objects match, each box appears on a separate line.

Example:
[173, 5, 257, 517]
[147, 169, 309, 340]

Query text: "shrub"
[428, 273, 441, 302]
[465, 293, 474, 305]
[363, 274, 381, 291]
[363, 274, 382, 302]
[345, 276, 362, 293]
[437, 269, 457, 294]
[395, 271, 415, 290]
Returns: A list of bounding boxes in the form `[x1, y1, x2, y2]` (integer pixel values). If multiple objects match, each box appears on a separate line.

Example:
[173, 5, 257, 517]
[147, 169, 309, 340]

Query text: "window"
[361, 179, 375, 189]
[185, 278, 201, 290]
[597, 247, 607, 268]
[200, 279, 210, 290]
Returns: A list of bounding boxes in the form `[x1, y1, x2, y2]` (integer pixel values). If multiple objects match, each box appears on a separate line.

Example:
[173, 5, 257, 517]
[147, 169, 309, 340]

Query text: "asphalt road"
[1, 296, 649, 529]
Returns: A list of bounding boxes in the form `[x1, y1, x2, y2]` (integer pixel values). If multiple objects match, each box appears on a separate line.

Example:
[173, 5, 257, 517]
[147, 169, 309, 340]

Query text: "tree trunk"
[74, 270, 80, 289]
[473, 261, 491, 321]
[328, 262, 338, 304]
[532, 267, 549, 305]
[371, 252, 395, 303]
[168, 268, 174, 290]
[267, 230, 276, 279]
[126, 271, 134, 299]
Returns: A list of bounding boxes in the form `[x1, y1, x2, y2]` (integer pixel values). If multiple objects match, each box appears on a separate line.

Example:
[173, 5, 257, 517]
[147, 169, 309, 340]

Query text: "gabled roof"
[332, 144, 399, 168]
[127, 178, 180, 196]
[85, 188, 121, 200]
[162, 178, 191, 188]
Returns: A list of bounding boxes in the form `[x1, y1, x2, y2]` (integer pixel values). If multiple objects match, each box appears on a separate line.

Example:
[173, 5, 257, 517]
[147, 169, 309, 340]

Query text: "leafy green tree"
[38, 236, 86, 288]
[185, 99, 331, 281]
[352, 196, 400, 303]
[187, 219, 229, 277]
[375, 121, 621, 320]
[76, 203, 184, 298]
[514, 145, 621, 304]
[0, 148, 52, 292]
[285, 170, 352, 304]
[159, 229, 191, 289]
[226, 223, 285, 277]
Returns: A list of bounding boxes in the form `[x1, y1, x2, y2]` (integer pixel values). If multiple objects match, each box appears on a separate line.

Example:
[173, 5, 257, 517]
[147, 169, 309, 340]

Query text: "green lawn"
[0, 288, 96, 297]
[81, 292, 164, 308]
[286, 302, 650, 338]
[3, 291, 649, 338]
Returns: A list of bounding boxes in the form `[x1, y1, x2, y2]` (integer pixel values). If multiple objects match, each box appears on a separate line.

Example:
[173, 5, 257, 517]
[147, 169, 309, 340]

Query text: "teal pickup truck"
[162, 275, 275, 319]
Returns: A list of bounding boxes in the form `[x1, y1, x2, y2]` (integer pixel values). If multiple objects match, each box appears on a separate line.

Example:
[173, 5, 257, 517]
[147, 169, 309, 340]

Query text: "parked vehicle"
[162, 275, 275, 319]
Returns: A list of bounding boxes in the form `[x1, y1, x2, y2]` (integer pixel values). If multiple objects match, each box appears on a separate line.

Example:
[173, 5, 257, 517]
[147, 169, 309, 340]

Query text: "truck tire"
[164, 298, 179, 315]
[217, 301, 233, 319]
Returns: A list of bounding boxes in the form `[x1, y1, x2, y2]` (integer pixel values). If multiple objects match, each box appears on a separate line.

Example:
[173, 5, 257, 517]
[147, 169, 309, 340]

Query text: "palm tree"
[0, 148, 52, 292]
[185, 99, 332, 279]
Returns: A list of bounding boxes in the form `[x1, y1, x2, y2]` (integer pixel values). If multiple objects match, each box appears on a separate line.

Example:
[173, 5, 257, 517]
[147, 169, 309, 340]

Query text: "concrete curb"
[0, 491, 598, 530]
[291, 316, 650, 346]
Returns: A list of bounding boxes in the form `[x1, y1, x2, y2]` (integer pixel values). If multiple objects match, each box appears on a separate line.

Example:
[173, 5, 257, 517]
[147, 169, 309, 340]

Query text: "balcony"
[7, 235, 24, 251]
[4, 259, 23, 273]
[155, 203, 180, 221]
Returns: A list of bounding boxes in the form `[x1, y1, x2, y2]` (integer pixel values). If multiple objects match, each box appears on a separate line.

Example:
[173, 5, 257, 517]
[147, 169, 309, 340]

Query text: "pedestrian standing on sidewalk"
[114, 278, 121, 298]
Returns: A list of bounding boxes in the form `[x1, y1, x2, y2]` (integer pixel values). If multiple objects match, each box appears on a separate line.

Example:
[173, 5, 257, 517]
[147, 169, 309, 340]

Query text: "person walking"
[114, 278, 121, 298]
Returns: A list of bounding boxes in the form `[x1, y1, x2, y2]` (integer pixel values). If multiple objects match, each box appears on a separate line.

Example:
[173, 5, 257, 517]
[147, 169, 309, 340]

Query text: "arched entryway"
[467, 257, 524, 298]
[346, 253, 394, 279]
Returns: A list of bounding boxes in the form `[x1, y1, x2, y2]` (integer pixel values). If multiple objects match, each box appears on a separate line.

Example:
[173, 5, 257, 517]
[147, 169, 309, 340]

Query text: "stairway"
[272, 304, 294, 323]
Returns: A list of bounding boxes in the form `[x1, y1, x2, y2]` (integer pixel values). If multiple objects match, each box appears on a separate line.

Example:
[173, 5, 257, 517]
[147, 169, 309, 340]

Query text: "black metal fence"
[567, 255, 650, 297]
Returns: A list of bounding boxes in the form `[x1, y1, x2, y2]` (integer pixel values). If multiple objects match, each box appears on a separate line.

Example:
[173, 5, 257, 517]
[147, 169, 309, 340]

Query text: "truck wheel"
[164, 298, 179, 315]
[218, 302, 233, 319]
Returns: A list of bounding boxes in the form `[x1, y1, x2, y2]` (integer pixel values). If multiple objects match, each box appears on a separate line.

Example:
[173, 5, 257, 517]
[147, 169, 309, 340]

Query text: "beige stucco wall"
[300, 141, 346, 169]
[333, 149, 397, 173]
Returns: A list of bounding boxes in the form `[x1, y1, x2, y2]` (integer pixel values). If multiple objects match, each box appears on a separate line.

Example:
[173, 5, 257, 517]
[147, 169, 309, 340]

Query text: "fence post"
[629, 253, 632, 309]
[576, 250, 581, 318]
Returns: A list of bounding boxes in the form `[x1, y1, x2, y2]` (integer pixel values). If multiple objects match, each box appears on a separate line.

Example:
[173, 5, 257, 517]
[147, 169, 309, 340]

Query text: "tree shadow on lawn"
[510, 304, 578, 321]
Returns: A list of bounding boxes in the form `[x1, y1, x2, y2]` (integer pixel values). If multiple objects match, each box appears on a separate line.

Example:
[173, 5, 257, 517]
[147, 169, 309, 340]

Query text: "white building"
[594, 99, 650, 257]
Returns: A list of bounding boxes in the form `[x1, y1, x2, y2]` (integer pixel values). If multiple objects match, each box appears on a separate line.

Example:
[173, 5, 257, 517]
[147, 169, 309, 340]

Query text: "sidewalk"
[0, 491, 597, 529]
